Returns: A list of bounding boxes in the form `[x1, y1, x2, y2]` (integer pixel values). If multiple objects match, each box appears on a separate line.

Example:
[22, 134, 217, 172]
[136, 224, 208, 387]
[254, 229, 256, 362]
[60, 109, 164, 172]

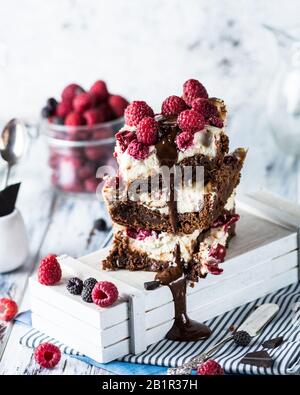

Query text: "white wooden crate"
[29, 191, 300, 363]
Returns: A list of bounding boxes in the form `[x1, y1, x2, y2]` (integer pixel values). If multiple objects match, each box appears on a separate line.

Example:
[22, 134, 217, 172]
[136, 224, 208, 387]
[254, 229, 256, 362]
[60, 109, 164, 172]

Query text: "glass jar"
[42, 118, 122, 194]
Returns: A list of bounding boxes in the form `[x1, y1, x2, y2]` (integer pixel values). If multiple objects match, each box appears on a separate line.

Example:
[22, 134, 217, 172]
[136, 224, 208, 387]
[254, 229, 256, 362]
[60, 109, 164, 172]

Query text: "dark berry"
[82, 277, 97, 303]
[144, 281, 160, 291]
[233, 330, 251, 347]
[94, 218, 107, 231]
[50, 116, 64, 125]
[66, 277, 83, 295]
[41, 106, 52, 118]
[47, 97, 58, 112]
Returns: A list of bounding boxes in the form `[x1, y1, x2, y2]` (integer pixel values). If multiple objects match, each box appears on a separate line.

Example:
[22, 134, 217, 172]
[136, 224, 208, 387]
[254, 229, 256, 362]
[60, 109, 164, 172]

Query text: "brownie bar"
[103, 148, 246, 234]
[102, 217, 237, 281]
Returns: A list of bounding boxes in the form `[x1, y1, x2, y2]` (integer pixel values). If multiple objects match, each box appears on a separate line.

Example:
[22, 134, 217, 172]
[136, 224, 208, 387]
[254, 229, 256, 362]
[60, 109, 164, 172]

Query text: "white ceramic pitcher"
[0, 209, 29, 273]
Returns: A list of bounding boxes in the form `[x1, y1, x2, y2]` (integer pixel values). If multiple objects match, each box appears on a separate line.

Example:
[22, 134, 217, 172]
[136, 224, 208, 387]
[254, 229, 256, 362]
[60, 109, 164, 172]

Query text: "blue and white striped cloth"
[19, 282, 300, 375]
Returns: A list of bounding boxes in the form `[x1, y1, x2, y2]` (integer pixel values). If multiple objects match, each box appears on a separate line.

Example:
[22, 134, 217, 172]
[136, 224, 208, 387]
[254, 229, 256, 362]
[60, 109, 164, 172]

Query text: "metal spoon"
[167, 303, 280, 374]
[0, 119, 28, 188]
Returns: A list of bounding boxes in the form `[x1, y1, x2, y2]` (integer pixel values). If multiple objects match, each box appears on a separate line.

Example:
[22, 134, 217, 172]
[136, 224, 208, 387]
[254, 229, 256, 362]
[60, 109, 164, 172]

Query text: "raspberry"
[191, 98, 218, 119]
[208, 116, 224, 128]
[90, 80, 109, 102]
[92, 281, 119, 308]
[82, 278, 97, 303]
[77, 162, 95, 180]
[212, 213, 240, 231]
[161, 95, 187, 116]
[233, 330, 251, 347]
[97, 103, 115, 122]
[206, 259, 223, 275]
[84, 177, 99, 193]
[136, 117, 159, 145]
[34, 343, 61, 369]
[126, 228, 153, 240]
[0, 298, 18, 321]
[177, 109, 205, 133]
[109, 95, 129, 118]
[64, 112, 86, 126]
[124, 101, 154, 127]
[66, 277, 83, 295]
[56, 100, 73, 118]
[116, 130, 136, 153]
[85, 146, 103, 161]
[73, 92, 93, 113]
[183, 79, 208, 106]
[197, 360, 224, 375]
[127, 140, 149, 160]
[38, 254, 62, 286]
[176, 131, 194, 151]
[208, 243, 226, 263]
[61, 83, 84, 101]
[83, 108, 103, 126]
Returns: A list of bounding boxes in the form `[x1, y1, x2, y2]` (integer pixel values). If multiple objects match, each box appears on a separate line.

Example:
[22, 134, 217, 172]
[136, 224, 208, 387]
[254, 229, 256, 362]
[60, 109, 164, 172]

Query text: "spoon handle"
[4, 165, 11, 188]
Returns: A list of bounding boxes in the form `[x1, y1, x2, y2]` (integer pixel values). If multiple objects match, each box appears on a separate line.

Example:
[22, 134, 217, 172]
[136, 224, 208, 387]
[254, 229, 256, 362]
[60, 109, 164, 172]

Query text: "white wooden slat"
[128, 292, 146, 354]
[237, 194, 300, 230]
[145, 250, 298, 329]
[31, 313, 130, 363]
[145, 268, 298, 347]
[58, 255, 147, 354]
[30, 297, 130, 348]
[79, 215, 297, 313]
[29, 278, 128, 330]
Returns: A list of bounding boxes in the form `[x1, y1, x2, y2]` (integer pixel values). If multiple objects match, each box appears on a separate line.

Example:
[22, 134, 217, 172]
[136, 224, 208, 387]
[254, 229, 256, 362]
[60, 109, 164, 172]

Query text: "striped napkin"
[19, 282, 300, 375]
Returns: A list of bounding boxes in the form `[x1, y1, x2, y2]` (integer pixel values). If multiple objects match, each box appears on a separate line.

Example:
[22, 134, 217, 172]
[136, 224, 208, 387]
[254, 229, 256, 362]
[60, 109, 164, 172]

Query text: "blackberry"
[233, 330, 251, 347]
[66, 277, 83, 295]
[51, 116, 64, 125]
[41, 106, 52, 118]
[82, 277, 97, 303]
[94, 218, 107, 231]
[47, 97, 58, 112]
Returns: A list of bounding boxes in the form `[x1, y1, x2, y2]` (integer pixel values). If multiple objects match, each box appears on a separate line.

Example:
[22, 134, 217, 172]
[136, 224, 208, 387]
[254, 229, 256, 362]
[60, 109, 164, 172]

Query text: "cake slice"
[115, 98, 228, 187]
[103, 148, 246, 234]
[103, 201, 238, 281]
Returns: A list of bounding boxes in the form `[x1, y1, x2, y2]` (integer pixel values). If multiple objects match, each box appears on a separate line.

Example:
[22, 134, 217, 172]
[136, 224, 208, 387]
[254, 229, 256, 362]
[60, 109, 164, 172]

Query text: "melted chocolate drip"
[155, 124, 178, 168]
[166, 278, 212, 341]
[155, 244, 212, 341]
[154, 120, 212, 341]
[155, 122, 179, 233]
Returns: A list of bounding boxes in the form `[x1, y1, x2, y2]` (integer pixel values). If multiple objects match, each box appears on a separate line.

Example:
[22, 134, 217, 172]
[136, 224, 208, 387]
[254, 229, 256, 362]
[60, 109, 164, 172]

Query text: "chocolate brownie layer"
[103, 148, 246, 234]
[102, 218, 237, 282]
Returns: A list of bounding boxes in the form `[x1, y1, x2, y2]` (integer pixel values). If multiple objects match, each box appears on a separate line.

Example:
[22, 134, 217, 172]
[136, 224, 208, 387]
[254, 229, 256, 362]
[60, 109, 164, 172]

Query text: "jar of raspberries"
[41, 80, 128, 194]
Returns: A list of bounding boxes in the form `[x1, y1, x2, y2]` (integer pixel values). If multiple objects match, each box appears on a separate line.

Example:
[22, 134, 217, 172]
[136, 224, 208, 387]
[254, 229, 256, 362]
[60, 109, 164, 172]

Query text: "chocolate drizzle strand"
[156, 121, 179, 233]
[166, 278, 212, 341]
[155, 243, 212, 341]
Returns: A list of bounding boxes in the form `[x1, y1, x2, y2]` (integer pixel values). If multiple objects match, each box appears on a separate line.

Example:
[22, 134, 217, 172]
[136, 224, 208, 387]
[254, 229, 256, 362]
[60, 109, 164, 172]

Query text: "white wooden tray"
[29, 191, 300, 363]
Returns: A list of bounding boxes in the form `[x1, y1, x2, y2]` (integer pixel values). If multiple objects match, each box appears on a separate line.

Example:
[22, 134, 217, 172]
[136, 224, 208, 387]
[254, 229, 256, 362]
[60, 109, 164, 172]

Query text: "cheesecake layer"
[102, 211, 238, 281]
[103, 149, 246, 234]
[115, 98, 228, 186]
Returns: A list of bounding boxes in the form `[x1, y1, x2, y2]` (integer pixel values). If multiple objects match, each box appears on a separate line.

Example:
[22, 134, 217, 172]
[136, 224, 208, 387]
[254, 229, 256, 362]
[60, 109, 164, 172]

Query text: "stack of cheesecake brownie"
[102, 79, 246, 283]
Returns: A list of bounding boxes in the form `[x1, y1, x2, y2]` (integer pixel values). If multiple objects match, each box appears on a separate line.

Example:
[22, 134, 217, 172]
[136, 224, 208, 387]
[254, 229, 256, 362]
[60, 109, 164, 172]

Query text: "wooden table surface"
[0, 133, 299, 375]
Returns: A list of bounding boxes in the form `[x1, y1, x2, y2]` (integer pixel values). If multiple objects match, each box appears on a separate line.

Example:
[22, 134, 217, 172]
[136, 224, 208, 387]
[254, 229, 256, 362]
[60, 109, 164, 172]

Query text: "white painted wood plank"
[32, 313, 130, 363]
[31, 297, 130, 348]
[145, 269, 298, 347]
